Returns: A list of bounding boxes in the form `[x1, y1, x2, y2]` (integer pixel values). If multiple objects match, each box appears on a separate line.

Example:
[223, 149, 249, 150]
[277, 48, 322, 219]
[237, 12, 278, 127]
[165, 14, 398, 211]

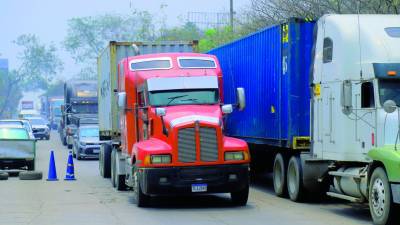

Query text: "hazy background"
[0, 0, 250, 78]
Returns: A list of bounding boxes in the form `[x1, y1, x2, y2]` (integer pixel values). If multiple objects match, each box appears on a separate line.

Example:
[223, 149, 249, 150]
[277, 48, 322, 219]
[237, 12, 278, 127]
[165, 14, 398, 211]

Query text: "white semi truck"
[210, 14, 400, 225]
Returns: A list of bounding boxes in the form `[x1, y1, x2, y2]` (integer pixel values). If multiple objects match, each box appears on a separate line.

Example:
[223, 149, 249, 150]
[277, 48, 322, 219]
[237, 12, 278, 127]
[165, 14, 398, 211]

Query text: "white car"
[0, 120, 35, 139]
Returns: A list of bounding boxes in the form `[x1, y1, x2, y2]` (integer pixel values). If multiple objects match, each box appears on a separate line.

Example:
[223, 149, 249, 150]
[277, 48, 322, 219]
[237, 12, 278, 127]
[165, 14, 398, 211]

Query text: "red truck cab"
[116, 53, 250, 206]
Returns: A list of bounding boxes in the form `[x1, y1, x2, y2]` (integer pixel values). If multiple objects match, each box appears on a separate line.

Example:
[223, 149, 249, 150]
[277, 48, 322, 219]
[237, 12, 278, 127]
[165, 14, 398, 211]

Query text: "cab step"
[326, 192, 364, 203]
[328, 171, 365, 179]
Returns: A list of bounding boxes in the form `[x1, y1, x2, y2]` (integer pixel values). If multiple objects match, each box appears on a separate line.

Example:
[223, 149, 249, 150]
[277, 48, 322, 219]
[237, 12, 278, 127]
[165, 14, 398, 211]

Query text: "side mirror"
[117, 92, 126, 109]
[341, 80, 352, 115]
[383, 100, 397, 114]
[236, 87, 246, 111]
[222, 104, 233, 114]
[156, 108, 166, 117]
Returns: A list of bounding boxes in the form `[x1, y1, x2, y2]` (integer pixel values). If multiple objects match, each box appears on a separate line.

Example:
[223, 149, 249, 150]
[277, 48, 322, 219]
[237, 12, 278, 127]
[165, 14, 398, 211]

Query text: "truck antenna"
[357, 0, 363, 79]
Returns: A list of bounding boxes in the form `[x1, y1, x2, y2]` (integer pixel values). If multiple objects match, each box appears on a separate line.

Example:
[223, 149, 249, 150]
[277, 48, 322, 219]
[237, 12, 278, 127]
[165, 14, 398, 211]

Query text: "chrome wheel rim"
[371, 178, 386, 217]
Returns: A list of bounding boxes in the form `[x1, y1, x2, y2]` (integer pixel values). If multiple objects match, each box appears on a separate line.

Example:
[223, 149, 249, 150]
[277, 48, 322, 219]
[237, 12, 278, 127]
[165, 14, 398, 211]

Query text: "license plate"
[92, 149, 100, 153]
[191, 183, 207, 192]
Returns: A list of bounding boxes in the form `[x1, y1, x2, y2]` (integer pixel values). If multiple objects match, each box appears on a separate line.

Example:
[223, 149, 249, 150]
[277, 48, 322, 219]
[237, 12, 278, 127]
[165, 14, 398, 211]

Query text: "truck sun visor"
[373, 63, 400, 79]
[147, 76, 219, 91]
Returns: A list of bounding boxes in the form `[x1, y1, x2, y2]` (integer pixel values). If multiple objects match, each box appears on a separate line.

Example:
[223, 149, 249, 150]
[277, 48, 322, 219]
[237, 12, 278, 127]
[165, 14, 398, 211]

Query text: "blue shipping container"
[209, 19, 315, 149]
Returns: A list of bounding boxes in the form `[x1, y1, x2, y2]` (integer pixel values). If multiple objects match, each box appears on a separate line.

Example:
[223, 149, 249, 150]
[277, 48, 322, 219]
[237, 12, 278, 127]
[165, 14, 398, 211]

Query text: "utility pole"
[230, 0, 234, 31]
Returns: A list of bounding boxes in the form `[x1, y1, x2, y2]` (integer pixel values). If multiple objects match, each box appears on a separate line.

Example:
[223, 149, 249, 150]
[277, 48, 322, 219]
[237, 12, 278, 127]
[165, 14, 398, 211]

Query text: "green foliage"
[199, 27, 240, 52]
[63, 11, 156, 79]
[14, 34, 63, 89]
[158, 22, 202, 41]
[45, 80, 64, 97]
[0, 34, 62, 118]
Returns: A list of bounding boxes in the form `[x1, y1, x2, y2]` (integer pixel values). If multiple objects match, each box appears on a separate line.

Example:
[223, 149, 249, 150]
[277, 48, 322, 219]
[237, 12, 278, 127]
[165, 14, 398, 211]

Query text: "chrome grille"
[178, 128, 196, 163]
[177, 126, 219, 163]
[200, 127, 218, 162]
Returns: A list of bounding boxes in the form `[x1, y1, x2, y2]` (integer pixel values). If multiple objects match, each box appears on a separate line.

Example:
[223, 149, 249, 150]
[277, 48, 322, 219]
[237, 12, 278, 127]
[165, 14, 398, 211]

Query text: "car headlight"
[80, 142, 86, 146]
[224, 151, 245, 161]
[150, 154, 171, 164]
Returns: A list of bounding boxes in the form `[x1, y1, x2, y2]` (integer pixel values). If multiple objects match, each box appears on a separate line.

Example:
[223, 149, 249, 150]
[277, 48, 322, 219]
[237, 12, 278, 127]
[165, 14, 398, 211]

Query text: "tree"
[158, 22, 202, 41]
[244, 0, 400, 30]
[0, 34, 63, 118]
[63, 11, 156, 79]
[199, 27, 240, 52]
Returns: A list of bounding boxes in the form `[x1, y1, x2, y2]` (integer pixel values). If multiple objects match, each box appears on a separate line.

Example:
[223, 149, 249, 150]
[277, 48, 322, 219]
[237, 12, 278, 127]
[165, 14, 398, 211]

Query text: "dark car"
[72, 125, 102, 160]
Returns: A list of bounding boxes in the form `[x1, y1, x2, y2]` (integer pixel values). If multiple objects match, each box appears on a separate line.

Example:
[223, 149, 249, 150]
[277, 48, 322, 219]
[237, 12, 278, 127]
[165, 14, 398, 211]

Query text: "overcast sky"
[0, 0, 250, 79]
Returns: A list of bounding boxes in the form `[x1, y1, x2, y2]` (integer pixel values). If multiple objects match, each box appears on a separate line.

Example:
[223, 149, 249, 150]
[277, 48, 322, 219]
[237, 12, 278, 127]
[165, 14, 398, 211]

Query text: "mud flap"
[391, 183, 400, 204]
[300, 153, 330, 193]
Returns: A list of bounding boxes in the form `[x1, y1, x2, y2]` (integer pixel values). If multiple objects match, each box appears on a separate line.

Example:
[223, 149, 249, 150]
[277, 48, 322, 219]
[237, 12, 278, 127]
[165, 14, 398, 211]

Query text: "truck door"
[355, 81, 377, 153]
[136, 90, 149, 141]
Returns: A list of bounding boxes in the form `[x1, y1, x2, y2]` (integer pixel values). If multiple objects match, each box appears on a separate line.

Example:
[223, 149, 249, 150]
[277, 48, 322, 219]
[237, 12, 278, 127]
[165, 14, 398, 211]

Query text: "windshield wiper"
[167, 95, 188, 106]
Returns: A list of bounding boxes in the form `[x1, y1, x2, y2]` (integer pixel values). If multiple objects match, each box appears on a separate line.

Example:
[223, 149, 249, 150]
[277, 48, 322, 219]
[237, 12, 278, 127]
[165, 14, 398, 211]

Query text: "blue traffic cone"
[47, 150, 58, 181]
[64, 151, 76, 181]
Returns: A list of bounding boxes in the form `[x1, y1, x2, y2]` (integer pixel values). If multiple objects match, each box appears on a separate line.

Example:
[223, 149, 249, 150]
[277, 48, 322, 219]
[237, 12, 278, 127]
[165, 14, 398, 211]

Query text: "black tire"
[26, 160, 35, 171]
[273, 153, 287, 197]
[231, 184, 249, 206]
[111, 149, 127, 191]
[0, 172, 9, 180]
[19, 171, 43, 180]
[111, 150, 117, 187]
[134, 170, 150, 207]
[287, 155, 305, 202]
[99, 144, 112, 178]
[369, 167, 399, 225]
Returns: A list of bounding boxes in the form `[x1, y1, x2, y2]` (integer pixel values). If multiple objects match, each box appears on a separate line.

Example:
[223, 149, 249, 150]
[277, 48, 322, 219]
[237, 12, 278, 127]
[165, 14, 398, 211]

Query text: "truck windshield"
[149, 89, 219, 106]
[379, 80, 400, 106]
[71, 104, 98, 114]
[80, 127, 99, 137]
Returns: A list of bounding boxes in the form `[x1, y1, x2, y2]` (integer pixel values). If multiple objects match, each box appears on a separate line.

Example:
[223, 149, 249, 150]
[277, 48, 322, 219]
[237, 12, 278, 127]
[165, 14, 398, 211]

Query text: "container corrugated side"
[98, 41, 198, 140]
[209, 20, 314, 148]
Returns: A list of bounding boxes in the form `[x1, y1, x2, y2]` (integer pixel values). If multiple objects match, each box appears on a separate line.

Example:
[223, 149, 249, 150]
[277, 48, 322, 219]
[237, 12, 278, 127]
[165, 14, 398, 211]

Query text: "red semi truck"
[98, 42, 249, 206]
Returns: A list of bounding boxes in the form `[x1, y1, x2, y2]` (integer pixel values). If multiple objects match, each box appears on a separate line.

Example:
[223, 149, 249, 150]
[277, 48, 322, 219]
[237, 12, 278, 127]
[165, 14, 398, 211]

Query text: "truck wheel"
[134, 170, 150, 207]
[231, 184, 249, 206]
[76, 149, 81, 160]
[19, 171, 43, 180]
[273, 153, 287, 197]
[111, 149, 127, 191]
[111, 150, 117, 187]
[26, 160, 35, 171]
[287, 155, 305, 202]
[0, 172, 9, 180]
[99, 144, 111, 178]
[369, 167, 399, 225]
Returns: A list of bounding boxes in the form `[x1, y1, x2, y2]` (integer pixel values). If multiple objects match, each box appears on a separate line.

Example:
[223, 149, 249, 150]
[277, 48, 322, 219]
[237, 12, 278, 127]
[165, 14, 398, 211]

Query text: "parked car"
[26, 117, 50, 140]
[72, 125, 101, 160]
[0, 126, 36, 170]
[0, 119, 35, 139]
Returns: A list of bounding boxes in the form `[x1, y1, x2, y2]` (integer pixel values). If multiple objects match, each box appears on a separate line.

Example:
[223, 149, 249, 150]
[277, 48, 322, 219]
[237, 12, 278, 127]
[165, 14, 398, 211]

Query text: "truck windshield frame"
[378, 79, 400, 106]
[148, 89, 219, 107]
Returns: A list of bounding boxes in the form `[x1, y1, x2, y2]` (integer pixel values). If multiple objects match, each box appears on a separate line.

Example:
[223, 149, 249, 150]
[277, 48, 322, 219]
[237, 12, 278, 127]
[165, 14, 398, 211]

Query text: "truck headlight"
[150, 154, 171, 164]
[225, 151, 245, 161]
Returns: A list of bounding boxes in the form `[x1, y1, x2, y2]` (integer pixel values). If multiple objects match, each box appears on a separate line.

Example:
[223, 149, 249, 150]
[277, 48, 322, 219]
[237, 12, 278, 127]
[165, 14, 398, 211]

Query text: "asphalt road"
[0, 131, 373, 225]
